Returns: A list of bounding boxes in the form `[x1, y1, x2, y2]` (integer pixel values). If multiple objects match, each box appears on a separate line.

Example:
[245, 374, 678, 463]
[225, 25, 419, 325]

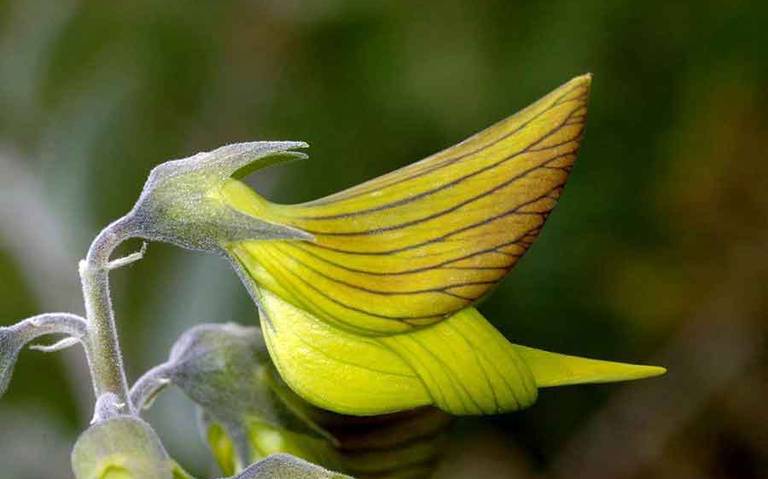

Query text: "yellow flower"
[148, 74, 665, 416]
[218, 74, 666, 416]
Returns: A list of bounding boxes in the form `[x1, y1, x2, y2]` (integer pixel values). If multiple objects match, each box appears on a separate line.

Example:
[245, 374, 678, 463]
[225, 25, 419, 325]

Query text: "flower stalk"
[79, 213, 141, 414]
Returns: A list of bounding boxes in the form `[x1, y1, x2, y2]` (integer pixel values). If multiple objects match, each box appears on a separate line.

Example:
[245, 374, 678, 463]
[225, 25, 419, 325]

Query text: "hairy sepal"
[129, 142, 312, 253]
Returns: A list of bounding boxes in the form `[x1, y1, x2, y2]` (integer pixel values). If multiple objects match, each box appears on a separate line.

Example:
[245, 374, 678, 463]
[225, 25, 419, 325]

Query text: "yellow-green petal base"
[256, 287, 665, 416]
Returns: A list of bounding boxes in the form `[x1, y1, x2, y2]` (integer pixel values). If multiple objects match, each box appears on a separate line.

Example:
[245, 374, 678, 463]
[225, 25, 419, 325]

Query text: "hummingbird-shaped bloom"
[134, 74, 665, 417]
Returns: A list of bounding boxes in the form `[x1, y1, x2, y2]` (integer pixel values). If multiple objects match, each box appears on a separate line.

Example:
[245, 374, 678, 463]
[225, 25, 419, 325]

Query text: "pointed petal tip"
[553, 74, 591, 100]
[599, 362, 667, 383]
[570, 72, 592, 86]
[636, 364, 667, 378]
[515, 345, 666, 388]
[538, 74, 590, 110]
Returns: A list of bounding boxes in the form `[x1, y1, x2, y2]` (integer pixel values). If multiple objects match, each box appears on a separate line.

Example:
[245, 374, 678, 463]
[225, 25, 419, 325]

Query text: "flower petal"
[257, 286, 538, 415]
[225, 75, 591, 334]
[257, 285, 664, 416]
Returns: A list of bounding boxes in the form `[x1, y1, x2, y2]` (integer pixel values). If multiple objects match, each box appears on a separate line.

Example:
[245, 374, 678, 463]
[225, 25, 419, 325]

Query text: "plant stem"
[13, 313, 88, 341]
[129, 362, 174, 412]
[79, 214, 139, 414]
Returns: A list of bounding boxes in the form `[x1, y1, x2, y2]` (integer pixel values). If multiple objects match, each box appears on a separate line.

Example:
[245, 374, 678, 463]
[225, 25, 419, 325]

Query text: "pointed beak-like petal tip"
[621, 364, 668, 381]
[573, 72, 592, 85]
[643, 364, 668, 378]
[562, 73, 592, 98]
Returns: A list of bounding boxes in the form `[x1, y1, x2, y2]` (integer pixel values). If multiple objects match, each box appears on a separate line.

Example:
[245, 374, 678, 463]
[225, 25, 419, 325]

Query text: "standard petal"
[225, 75, 591, 334]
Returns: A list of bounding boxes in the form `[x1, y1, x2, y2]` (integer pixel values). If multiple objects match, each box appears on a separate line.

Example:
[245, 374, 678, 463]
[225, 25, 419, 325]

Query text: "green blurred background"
[1, 1, 766, 478]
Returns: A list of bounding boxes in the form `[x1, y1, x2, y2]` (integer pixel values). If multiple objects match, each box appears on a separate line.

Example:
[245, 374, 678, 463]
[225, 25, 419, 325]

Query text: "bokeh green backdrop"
[1, 1, 766, 478]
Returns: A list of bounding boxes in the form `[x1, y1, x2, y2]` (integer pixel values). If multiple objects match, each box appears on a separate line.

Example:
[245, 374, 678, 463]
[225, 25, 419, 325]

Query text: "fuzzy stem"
[12, 312, 88, 341]
[129, 362, 174, 412]
[79, 214, 139, 414]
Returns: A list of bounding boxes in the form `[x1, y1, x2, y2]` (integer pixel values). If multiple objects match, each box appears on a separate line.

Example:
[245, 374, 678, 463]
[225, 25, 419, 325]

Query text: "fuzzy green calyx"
[131, 322, 452, 478]
[130, 142, 312, 253]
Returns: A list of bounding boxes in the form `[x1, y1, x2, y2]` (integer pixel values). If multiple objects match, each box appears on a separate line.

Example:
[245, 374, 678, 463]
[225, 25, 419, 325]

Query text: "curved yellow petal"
[257, 286, 539, 416]
[379, 307, 538, 415]
[222, 74, 592, 335]
[206, 422, 241, 476]
[255, 285, 431, 415]
[255, 284, 664, 417]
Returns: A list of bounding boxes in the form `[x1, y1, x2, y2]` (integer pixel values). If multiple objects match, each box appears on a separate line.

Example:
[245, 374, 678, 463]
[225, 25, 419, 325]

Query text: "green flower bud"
[70, 413, 342, 479]
[71, 416, 175, 479]
[131, 323, 336, 471]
